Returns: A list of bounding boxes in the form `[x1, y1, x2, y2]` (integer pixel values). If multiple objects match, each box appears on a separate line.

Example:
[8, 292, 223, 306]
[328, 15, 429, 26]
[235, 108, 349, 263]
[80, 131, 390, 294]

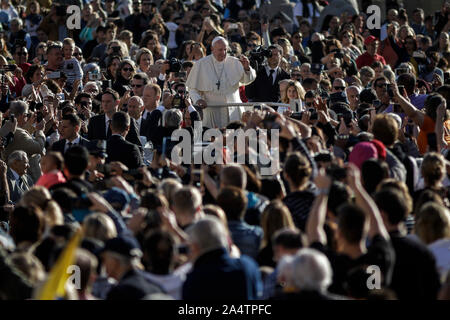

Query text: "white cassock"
[186, 54, 256, 128]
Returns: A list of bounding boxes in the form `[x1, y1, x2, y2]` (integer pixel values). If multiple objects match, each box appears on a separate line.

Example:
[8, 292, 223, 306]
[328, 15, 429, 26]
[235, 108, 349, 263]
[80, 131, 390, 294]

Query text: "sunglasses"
[376, 83, 388, 88]
[122, 67, 133, 72]
[131, 84, 143, 88]
[294, 35, 302, 39]
[291, 73, 301, 77]
[74, 52, 81, 56]
[305, 102, 314, 107]
[334, 86, 346, 90]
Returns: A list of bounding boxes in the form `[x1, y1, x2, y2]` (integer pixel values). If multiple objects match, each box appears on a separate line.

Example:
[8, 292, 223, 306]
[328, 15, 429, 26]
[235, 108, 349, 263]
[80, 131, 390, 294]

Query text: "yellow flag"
[36, 228, 83, 300]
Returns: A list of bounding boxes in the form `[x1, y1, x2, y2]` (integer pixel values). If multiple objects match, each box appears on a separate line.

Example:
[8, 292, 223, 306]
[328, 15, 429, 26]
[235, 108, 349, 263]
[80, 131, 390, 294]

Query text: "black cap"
[102, 235, 142, 258]
[86, 140, 107, 158]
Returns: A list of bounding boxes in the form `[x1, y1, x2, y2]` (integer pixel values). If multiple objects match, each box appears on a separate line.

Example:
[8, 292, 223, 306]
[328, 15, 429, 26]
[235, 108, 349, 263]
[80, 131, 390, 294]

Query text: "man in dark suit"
[106, 112, 143, 169]
[87, 88, 141, 147]
[103, 235, 163, 300]
[182, 217, 263, 300]
[6, 151, 33, 204]
[245, 44, 290, 103]
[51, 114, 90, 154]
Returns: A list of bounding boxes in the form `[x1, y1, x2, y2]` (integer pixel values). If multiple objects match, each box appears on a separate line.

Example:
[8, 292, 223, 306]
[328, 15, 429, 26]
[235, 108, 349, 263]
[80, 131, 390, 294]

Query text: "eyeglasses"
[74, 52, 81, 56]
[334, 86, 346, 90]
[131, 84, 143, 88]
[122, 68, 133, 72]
[376, 83, 388, 88]
[294, 35, 302, 39]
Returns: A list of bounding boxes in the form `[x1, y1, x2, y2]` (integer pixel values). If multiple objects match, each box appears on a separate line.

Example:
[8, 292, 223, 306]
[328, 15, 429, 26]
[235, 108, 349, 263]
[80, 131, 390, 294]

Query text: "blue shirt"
[228, 220, 263, 259]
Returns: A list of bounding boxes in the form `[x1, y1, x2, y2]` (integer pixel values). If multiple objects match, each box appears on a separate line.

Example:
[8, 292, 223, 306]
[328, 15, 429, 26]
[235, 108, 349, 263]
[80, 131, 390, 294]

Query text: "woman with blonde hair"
[415, 203, 450, 281]
[135, 47, 154, 74]
[415, 152, 450, 207]
[18, 186, 64, 229]
[257, 200, 297, 267]
[83, 213, 118, 243]
[280, 80, 306, 113]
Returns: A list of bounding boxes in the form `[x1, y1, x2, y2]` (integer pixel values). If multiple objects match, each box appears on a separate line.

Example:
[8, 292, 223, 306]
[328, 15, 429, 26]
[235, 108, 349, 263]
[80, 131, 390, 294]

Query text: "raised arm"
[346, 163, 390, 240]
[435, 101, 447, 152]
[392, 82, 424, 127]
[306, 168, 331, 245]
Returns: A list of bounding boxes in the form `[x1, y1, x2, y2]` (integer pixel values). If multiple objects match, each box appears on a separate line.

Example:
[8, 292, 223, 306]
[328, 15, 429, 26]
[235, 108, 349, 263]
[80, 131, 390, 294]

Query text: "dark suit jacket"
[106, 269, 163, 300]
[143, 108, 201, 147]
[51, 136, 90, 154]
[245, 66, 290, 102]
[6, 168, 33, 204]
[87, 114, 142, 147]
[106, 135, 143, 169]
[182, 248, 263, 300]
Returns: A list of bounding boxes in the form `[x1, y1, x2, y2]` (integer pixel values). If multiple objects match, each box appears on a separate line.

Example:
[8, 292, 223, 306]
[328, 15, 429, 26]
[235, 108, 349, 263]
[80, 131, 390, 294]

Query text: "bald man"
[186, 36, 256, 128]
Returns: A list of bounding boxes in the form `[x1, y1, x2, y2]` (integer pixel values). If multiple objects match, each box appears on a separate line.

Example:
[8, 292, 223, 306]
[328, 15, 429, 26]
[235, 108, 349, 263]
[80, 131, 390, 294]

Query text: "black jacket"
[106, 135, 143, 169]
[112, 75, 131, 97]
[106, 269, 163, 300]
[87, 114, 141, 147]
[245, 66, 290, 103]
[51, 136, 90, 154]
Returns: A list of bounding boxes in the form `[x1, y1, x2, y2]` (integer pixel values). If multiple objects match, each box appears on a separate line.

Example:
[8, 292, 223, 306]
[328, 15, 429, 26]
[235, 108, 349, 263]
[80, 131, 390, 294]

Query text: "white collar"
[266, 65, 279, 72]
[212, 55, 226, 65]
[67, 135, 80, 144]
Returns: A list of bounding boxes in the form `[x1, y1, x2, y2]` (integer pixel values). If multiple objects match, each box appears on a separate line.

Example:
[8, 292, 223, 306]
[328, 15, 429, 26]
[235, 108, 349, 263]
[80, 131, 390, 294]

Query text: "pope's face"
[212, 40, 227, 62]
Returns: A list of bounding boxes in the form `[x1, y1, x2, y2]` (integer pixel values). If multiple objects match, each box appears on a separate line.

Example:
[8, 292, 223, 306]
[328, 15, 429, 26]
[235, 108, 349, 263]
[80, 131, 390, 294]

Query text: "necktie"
[269, 69, 275, 85]
[107, 119, 112, 138]
[17, 177, 25, 191]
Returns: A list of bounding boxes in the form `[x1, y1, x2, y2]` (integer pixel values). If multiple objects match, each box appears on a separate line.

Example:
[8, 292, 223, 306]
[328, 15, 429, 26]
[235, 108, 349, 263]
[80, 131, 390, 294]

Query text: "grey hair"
[360, 66, 375, 77]
[212, 36, 229, 48]
[292, 248, 333, 292]
[84, 81, 99, 91]
[8, 150, 28, 166]
[276, 255, 296, 287]
[128, 95, 144, 106]
[164, 109, 183, 128]
[346, 85, 361, 94]
[186, 216, 229, 255]
[10, 100, 29, 116]
[11, 17, 23, 28]
[83, 63, 100, 75]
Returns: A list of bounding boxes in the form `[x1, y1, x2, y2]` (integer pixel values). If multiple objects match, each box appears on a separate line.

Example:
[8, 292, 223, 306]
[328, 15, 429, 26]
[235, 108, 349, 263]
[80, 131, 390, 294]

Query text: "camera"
[249, 46, 272, 69]
[332, 49, 344, 59]
[387, 84, 394, 98]
[166, 58, 182, 74]
[36, 111, 43, 123]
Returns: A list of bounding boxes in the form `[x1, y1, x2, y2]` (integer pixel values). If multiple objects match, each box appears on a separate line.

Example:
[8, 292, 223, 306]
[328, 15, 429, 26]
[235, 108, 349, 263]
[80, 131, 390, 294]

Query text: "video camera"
[166, 58, 182, 74]
[248, 46, 272, 69]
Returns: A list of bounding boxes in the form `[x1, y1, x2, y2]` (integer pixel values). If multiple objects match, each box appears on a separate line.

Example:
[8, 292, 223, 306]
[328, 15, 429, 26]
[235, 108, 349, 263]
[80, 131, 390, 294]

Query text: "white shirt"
[265, 66, 279, 85]
[105, 115, 112, 136]
[65, 135, 81, 152]
[136, 116, 143, 130]
[428, 238, 450, 280]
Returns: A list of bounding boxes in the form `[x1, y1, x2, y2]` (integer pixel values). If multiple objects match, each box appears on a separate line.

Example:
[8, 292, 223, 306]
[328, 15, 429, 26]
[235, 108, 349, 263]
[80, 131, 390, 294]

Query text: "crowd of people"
[1, 0, 450, 300]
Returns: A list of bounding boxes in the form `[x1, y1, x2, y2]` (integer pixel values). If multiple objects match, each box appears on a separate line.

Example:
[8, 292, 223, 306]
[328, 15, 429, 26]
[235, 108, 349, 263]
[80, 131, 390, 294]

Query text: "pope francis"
[186, 36, 256, 128]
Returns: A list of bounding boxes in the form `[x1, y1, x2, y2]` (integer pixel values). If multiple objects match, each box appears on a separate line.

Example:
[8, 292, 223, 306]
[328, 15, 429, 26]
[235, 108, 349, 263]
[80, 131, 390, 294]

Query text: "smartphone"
[36, 111, 43, 123]
[191, 169, 203, 189]
[228, 23, 238, 30]
[161, 136, 170, 160]
[405, 119, 414, 136]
